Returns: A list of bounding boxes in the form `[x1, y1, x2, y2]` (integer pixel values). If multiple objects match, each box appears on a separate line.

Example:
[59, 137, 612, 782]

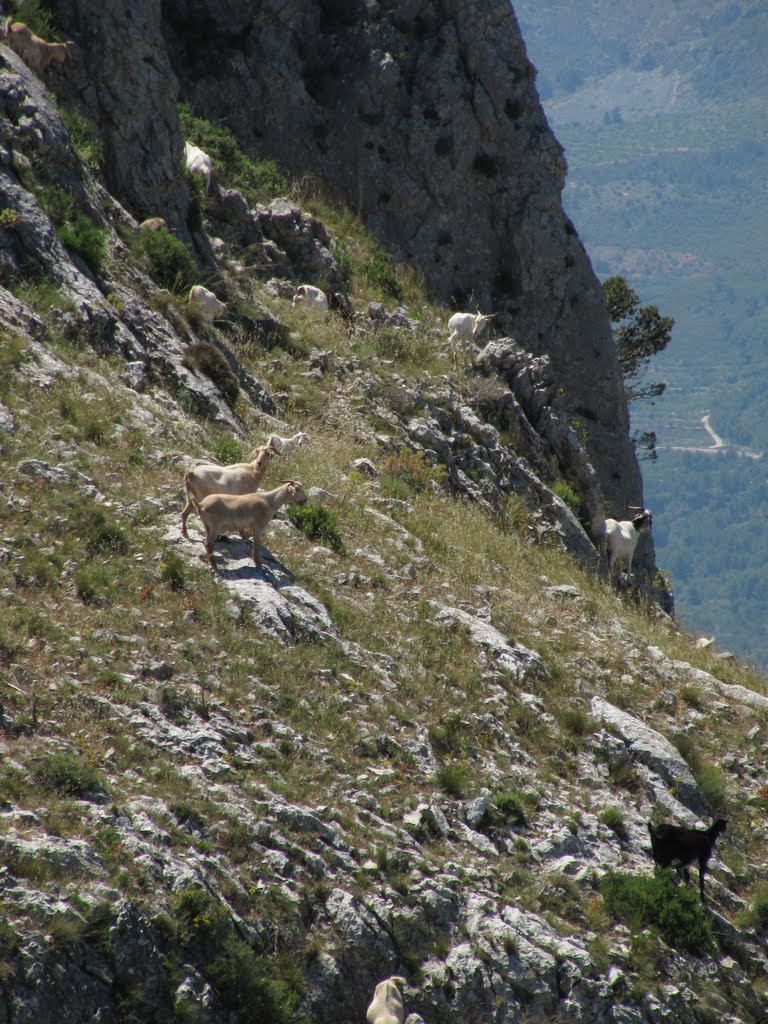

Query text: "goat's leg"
[252, 529, 263, 568]
[181, 499, 195, 539]
[204, 532, 217, 569]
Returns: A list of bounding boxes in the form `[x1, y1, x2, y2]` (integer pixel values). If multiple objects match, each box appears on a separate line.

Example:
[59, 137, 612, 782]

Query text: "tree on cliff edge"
[603, 275, 674, 461]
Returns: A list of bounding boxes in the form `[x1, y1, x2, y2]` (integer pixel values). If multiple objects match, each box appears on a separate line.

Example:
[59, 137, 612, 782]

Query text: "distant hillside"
[514, 0, 768, 665]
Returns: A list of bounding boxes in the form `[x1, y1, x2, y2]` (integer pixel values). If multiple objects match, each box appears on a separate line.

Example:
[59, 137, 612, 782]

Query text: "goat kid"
[198, 480, 307, 569]
[648, 818, 727, 901]
[181, 441, 275, 539]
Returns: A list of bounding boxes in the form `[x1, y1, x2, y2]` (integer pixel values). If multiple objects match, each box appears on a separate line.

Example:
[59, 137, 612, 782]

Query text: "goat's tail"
[183, 470, 204, 512]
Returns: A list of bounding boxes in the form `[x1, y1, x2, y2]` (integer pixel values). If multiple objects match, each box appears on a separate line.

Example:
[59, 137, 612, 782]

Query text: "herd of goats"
[0, 17, 729, 983]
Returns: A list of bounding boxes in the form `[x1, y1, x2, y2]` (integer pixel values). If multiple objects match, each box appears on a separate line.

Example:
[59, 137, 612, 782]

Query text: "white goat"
[366, 976, 406, 1024]
[292, 284, 329, 313]
[447, 308, 495, 368]
[198, 480, 307, 569]
[188, 284, 228, 320]
[265, 431, 309, 456]
[181, 441, 275, 539]
[600, 508, 653, 579]
[184, 141, 213, 194]
[5, 21, 70, 75]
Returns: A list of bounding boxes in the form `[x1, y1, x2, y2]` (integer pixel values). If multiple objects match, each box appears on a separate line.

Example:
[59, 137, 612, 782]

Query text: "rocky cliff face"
[47, 0, 645, 550]
[6, 5, 761, 1024]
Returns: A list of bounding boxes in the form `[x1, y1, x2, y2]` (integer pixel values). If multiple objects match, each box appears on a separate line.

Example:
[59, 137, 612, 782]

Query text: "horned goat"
[366, 975, 406, 1024]
[447, 309, 495, 368]
[188, 284, 228, 320]
[292, 284, 329, 312]
[184, 141, 213, 194]
[598, 508, 653, 579]
[198, 480, 307, 569]
[180, 441, 275, 539]
[648, 817, 727, 901]
[5, 21, 70, 75]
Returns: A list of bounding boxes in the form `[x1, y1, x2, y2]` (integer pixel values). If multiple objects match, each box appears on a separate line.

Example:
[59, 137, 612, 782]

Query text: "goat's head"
[251, 443, 275, 470]
[472, 309, 496, 336]
[281, 480, 307, 504]
[630, 508, 653, 532]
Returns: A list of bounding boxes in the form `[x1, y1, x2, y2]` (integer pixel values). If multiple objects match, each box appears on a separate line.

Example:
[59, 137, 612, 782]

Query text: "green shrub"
[208, 935, 301, 1022]
[61, 109, 103, 169]
[493, 791, 528, 826]
[32, 751, 104, 799]
[436, 762, 468, 798]
[159, 552, 186, 591]
[744, 883, 768, 931]
[558, 707, 594, 737]
[135, 226, 197, 294]
[211, 436, 246, 464]
[552, 480, 580, 512]
[58, 211, 106, 275]
[0, 208, 21, 230]
[74, 566, 107, 604]
[380, 448, 447, 496]
[286, 504, 345, 553]
[9, 0, 57, 39]
[331, 238, 352, 286]
[357, 241, 403, 301]
[38, 187, 107, 274]
[81, 506, 130, 556]
[599, 805, 628, 839]
[428, 715, 467, 757]
[600, 869, 714, 955]
[671, 734, 728, 814]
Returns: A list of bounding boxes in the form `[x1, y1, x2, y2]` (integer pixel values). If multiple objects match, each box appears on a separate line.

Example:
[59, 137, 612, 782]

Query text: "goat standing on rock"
[198, 480, 307, 570]
[181, 441, 275, 539]
[596, 508, 653, 580]
[648, 818, 727, 901]
[447, 309, 495, 368]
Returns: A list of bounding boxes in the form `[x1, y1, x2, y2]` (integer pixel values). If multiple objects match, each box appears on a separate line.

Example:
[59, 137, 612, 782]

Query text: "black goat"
[647, 818, 727, 900]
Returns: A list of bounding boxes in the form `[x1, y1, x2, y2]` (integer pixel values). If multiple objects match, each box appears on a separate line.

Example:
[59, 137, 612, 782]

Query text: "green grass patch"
[32, 751, 105, 799]
[38, 186, 106, 275]
[600, 869, 714, 955]
[61, 109, 103, 170]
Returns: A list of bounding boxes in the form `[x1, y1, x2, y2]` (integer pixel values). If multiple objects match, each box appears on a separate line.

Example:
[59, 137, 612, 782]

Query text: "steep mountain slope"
[514, 0, 768, 665]
[0, 4, 767, 1023]
[48, 0, 645, 536]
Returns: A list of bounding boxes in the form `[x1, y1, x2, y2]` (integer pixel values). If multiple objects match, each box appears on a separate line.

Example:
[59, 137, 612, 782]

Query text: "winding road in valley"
[665, 414, 762, 459]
